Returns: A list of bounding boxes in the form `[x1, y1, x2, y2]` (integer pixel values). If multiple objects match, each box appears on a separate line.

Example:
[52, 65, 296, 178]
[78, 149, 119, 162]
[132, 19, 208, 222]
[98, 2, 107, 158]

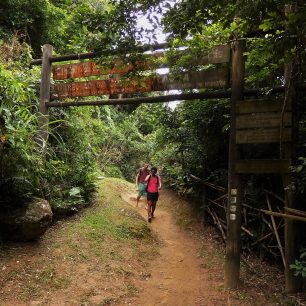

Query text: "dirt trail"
[0, 180, 291, 306]
[121, 189, 226, 306]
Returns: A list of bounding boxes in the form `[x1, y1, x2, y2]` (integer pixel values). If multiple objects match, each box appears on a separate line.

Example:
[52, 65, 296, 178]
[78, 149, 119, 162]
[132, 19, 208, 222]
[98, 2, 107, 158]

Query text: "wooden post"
[225, 38, 246, 288]
[283, 1, 302, 292]
[38, 44, 53, 150]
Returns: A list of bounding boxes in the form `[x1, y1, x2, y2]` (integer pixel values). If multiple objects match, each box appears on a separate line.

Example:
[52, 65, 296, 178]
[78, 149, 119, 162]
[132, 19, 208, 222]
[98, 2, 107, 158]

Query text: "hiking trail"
[0, 179, 288, 305]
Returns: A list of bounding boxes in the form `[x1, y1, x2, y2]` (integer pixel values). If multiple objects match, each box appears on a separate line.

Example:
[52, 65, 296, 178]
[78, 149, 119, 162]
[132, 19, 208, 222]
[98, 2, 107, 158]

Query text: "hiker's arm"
[135, 172, 140, 185]
[145, 174, 150, 182]
[158, 177, 162, 189]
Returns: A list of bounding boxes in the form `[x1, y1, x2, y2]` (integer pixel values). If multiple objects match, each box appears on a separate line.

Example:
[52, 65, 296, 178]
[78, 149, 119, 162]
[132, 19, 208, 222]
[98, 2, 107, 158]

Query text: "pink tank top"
[147, 176, 160, 193]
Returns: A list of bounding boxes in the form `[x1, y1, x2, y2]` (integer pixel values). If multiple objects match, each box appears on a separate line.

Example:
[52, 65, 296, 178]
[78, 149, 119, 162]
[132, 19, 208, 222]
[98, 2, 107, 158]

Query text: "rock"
[0, 197, 53, 241]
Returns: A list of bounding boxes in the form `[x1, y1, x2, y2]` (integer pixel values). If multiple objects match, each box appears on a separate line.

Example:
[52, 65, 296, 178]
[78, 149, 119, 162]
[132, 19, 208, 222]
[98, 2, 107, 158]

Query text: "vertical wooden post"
[283, 1, 302, 292]
[38, 44, 53, 150]
[225, 38, 246, 288]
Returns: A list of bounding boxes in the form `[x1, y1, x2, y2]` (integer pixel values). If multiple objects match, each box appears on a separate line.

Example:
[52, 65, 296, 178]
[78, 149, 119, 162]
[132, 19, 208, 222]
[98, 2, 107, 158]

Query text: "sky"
[136, 4, 181, 110]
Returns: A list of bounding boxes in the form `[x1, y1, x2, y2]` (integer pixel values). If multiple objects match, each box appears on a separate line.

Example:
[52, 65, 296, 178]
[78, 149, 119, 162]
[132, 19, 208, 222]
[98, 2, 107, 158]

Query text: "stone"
[0, 197, 53, 241]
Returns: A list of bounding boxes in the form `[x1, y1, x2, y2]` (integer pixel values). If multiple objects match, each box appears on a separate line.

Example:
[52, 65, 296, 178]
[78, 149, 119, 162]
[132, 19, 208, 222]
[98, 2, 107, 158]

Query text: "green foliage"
[290, 248, 306, 278]
[0, 60, 43, 201]
[0, 42, 98, 212]
[291, 157, 306, 194]
[147, 99, 229, 194]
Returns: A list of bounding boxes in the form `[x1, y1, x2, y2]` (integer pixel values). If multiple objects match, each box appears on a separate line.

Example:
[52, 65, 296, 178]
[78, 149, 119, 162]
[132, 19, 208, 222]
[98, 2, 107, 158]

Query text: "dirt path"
[121, 189, 226, 306]
[0, 179, 298, 306]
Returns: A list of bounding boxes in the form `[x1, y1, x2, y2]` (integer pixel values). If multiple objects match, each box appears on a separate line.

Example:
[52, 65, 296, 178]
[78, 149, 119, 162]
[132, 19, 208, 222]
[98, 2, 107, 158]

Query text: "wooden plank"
[235, 159, 291, 173]
[236, 128, 291, 144]
[52, 68, 229, 99]
[52, 44, 231, 80]
[52, 59, 151, 80]
[236, 112, 292, 129]
[189, 44, 231, 65]
[236, 99, 292, 114]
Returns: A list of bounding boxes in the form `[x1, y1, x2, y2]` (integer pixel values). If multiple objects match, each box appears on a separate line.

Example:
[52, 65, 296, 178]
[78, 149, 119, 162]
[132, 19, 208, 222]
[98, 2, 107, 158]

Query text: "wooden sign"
[236, 112, 292, 129]
[188, 44, 231, 65]
[236, 99, 291, 114]
[52, 59, 151, 80]
[52, 44, 231, 81]
[52, 68, 229, 99]
[235, 159, 291, 173]
[236, 127, 291, 144]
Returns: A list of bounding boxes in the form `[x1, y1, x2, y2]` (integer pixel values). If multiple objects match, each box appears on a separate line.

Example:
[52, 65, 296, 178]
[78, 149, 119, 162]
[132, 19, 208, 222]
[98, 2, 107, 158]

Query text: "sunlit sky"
[137, 6, 180, 110]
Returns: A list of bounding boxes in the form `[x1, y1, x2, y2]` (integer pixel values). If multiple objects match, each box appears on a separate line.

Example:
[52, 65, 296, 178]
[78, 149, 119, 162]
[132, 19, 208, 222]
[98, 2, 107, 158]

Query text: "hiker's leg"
[151, 201, 156, 217]
[136, 194, 141, 207]
[147, 200, 153, 221]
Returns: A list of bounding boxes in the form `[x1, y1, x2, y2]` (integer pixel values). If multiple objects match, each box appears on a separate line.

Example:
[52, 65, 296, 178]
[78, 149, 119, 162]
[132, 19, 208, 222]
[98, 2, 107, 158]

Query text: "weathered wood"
[30, 42, 168, 65]
[236, 99, 291, 114]
[189, 174, 226, 192]
[235, 159, 291, 174]
[225, 38, 245, 289]
[283, 1, 301, 293]
[236, 127, 292, 144]
[285, 207, 306, 218]
[266, 193, 286, 267]
[47, 91, 231, 107]
[264, 189, 285, 203]
[52, 68, 229, 99]
[262, 209, 306, 223]
[236, 112, 292, 129]
[52, 59, 152, 80]
[38, 44, 53, 150]
[52, 44, 231, 80]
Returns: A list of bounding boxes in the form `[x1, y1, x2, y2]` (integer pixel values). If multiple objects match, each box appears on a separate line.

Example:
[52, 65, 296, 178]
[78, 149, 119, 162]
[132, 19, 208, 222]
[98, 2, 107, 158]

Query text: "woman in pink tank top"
[145, 167, 162, 222]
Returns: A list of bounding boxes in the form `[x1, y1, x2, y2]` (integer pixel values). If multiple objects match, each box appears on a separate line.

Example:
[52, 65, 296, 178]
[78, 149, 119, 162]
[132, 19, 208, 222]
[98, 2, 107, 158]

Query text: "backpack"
[146, 175, 159, 192]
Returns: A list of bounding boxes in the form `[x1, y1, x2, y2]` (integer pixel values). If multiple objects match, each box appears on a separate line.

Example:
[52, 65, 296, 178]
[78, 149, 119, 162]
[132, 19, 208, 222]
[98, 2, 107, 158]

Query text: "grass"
[0, 178, 159, 304]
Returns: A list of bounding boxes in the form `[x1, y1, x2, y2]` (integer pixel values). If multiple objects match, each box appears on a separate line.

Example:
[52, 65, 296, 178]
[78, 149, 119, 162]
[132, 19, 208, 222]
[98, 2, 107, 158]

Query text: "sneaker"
[148, 217, 152, 223]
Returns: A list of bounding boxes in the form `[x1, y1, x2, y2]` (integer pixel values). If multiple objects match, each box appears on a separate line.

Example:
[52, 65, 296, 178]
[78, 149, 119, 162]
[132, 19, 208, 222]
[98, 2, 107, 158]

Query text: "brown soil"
[0, 179, 304, 306]
[121, 191, 226, 306]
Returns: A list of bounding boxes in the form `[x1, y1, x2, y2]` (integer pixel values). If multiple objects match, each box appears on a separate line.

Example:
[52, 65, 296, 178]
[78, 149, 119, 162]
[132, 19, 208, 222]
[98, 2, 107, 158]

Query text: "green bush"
[290, 248, 306, 278]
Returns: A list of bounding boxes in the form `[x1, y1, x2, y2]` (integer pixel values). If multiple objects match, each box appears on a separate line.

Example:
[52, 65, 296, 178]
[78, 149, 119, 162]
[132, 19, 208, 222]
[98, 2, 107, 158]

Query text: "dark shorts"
[147, 192, 159, 202]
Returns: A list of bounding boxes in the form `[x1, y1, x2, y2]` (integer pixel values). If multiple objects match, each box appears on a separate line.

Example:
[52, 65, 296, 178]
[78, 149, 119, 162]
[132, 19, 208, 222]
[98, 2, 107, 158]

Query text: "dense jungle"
[0, 0, 306, 305]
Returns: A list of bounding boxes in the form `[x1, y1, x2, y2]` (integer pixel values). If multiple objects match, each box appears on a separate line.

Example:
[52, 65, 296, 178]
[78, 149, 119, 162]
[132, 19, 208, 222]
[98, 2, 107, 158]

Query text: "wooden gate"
[32, 39, 300, 292]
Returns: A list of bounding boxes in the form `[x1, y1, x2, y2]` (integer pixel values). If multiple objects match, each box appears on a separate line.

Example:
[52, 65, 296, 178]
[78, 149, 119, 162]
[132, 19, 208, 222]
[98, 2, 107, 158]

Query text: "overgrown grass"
[0, 178, 159, 304]
[75, 179, 154, 249]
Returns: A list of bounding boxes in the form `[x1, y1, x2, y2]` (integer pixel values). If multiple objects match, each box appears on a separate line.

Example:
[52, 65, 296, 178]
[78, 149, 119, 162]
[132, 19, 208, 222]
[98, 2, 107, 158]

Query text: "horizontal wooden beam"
[30, 42, 168, 65]
[236, 112, 292, 129]
[52, 44, 231, 80]
[52, 68, 229, 99]
[46, 91, 232, 107]
[236, 98, 291, 114]
[45, 85, 306, 108]
[236, 127, 291, 144]
[235, 159, 291, 173]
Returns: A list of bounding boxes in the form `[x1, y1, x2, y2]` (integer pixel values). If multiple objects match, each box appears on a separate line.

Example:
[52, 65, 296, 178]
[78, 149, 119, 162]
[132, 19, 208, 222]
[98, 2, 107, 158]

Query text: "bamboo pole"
[265, 193, 286, 267]
[261, 209, 306, 223]
[285, 207, 306, 218]
[207, 207, 226, 241]
[190, 174, 226, 192]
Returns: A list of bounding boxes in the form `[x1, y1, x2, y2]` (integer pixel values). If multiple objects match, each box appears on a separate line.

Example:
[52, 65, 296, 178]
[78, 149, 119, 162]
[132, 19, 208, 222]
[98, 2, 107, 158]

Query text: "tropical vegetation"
[0, 0, 306, 276]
